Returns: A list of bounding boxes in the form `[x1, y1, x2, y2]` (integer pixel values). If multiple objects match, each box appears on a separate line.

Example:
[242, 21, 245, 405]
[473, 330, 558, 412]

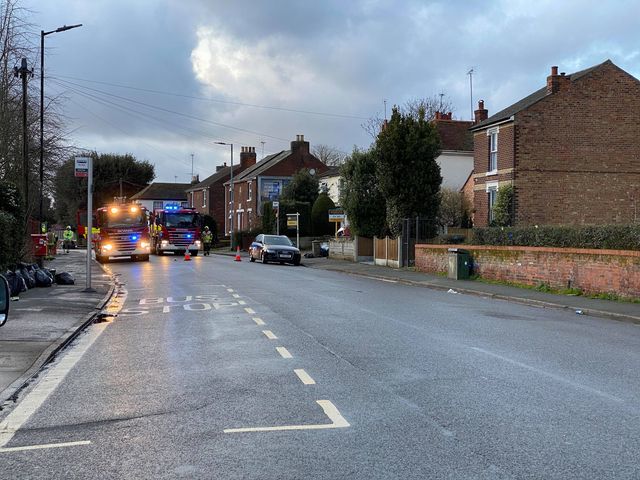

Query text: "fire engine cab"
[151, 205, 201, 256]
[94, 204, 151, 263]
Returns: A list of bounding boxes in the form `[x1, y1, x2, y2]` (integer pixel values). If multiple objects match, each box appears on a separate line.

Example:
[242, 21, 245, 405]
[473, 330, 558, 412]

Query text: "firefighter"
[63, 226, 74, 254]
[201, 226, 213, 256]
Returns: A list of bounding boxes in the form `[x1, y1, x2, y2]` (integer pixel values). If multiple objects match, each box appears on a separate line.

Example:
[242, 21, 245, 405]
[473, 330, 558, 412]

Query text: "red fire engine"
[93, 204, 151, 263]
[151, 205, 201, 256]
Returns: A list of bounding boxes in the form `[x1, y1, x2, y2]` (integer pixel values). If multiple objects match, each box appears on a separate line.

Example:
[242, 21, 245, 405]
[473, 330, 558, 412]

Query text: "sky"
[25, 0, 640, 183]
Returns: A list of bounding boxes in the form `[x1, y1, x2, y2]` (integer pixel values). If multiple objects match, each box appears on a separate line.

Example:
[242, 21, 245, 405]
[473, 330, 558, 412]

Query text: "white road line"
[470, 346, 623, 403]
[262, 330, 278, 340]
[0, 288, 126, 450]
[232, 294, 240, 298]
[253, 317, 265, 326]
[0, 440, 92, 453]
[238, 300, 246, 305]
[294, 369, 316, 385]
[0, 323, 109, 449]
[227, 289, 234, 293]
[244, 307, 256, 314]
[276, 347, 292, 359]
[223, 400, 349, 434]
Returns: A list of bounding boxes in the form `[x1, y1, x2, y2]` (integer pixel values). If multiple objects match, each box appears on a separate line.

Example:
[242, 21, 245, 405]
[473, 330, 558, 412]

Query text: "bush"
[278, 200, 312, 236]
[472, 224, 640, 250]
[491, 185, 514, 227]
[311, 193, 335, 236]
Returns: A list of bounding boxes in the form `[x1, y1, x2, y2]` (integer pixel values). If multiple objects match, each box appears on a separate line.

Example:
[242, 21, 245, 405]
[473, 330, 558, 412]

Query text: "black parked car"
[249, 234, 301, 266]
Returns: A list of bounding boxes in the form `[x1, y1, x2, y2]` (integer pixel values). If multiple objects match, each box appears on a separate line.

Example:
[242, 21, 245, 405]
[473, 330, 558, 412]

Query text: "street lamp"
[40, 23, 82, 226]
[214, 142, 234, 249]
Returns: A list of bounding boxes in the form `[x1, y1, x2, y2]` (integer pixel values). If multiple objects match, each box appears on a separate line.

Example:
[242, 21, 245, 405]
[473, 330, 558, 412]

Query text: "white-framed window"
[202, 189, 207, 208]
[181, 201, 189, 208]
[486, 181, 498, 224]
[247, 181, 252, 201]
[488, 127, 498, 173]
[153, 200, 163, 211]
[190, 192, 194, 207]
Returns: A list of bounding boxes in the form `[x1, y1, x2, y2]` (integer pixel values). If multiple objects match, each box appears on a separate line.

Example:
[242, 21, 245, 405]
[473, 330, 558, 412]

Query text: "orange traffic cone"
[184, 249, 191, 261]
[234, 246, 241, 262]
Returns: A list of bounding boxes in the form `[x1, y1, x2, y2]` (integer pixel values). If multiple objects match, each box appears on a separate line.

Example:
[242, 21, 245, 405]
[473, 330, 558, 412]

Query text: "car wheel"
[141, 255, 150, 262]
[249, 250, 256, 262]
[293, 258, 300, 266]
[261, 252, 268, 264]
[191, 251, 198, 257]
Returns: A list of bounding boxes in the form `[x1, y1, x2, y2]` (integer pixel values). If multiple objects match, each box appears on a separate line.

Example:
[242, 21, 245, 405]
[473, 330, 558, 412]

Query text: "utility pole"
[383, 99, 387, 120]
[439, 92, 444, 112]
[260, 140, 265, 159]
[191, 153, 194, 179]
[467, 68, 475, 121]
[15, 58, 33, 215]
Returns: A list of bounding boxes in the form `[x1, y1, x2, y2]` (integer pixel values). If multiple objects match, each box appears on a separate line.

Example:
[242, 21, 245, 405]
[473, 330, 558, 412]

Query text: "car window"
[264, 235, 293, 246]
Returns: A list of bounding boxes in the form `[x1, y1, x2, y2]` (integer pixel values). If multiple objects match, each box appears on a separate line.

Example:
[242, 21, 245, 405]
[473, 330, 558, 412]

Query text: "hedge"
[471, 224, 640, 250]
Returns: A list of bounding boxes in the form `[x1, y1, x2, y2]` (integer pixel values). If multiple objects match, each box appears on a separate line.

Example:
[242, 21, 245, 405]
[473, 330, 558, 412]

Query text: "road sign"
[328, 208, 345, 222]
[287, 215, 298, 227]
[74, 156, 90, 178]
[273, 201, 279, 208]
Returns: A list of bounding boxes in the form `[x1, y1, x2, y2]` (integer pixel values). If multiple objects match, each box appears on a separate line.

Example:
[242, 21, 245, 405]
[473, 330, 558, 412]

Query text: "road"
[1, 254, 639, 479]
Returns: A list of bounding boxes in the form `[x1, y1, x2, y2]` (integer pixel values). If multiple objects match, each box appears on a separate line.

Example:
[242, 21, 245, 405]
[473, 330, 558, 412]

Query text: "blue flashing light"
[186, 234, 192, 239]
[130, 235, 138, 241]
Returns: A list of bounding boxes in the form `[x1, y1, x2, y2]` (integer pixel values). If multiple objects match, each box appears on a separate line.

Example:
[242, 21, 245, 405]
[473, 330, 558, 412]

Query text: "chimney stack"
[239, 146, 257, 171]
[291, 134, 309, 154]
[474, 100, 488, 123]
[190, 174, 199, 185]
[546, 65, 570, 94]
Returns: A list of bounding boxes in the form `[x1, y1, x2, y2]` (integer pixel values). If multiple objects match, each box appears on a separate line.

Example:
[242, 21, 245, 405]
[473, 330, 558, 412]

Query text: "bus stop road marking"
[223, 400, 349, 434]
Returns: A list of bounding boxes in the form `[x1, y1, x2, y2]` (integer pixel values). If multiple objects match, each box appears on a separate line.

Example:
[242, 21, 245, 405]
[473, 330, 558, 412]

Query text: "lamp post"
[215, 142, 234, 249]
[40, 23, 82, 225]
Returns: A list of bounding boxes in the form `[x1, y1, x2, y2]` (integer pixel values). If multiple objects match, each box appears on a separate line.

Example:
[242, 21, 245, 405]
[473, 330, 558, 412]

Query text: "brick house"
[130, 182, 191, 213]
[470, 60, 640, 227]
[185, 147, 256, 231]
[224, 135, 327, 233]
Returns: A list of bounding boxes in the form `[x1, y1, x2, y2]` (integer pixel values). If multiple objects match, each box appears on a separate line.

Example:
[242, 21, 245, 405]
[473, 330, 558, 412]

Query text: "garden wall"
[415, 244, 640, 298]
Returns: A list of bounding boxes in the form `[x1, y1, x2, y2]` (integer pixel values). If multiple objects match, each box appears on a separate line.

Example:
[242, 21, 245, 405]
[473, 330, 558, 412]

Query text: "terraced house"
[470, 60, 640, 227]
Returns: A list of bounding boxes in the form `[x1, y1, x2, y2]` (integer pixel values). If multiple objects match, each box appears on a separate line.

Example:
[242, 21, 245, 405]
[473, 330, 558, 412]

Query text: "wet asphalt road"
[1, 253, 640, 479]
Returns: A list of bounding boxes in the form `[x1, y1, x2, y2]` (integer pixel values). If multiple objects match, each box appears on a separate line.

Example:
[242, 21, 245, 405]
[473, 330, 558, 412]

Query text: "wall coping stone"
[416, 244, 640, 258]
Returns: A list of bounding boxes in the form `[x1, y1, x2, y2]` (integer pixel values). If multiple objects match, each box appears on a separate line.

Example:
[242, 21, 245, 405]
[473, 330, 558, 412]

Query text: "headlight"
[161, 240, 168, 246]
[195, 240, 201, 246]
[265, 248, 275, 253]
[103, 244, 113, 251]
[140, 241, 150, 249]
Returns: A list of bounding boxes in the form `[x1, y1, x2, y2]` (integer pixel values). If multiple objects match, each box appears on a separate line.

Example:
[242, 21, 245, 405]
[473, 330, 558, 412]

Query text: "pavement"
[0, 246, 637, 407]
[0, 249, 113, 405]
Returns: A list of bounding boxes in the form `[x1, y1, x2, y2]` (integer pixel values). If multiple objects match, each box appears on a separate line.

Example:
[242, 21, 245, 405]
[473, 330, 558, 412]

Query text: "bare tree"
[361, 94, 456, 140]
[0, 0, 70, 222]
[312, 144, 347, 166]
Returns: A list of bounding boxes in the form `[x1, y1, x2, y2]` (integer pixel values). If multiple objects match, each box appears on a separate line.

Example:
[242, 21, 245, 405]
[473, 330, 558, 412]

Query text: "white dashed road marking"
[244, 308, 256, 315]
[276, 347, 292, 359]
[0, 440, 92, 453]
[294, 369, 316, 385]
[253, 317, 265, 326]
[262, 330, 277, 340]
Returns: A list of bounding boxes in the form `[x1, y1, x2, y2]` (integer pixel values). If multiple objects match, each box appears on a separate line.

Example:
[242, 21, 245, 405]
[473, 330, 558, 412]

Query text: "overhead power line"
[52, 77, 292, 143]
[53, 74, 370, 120]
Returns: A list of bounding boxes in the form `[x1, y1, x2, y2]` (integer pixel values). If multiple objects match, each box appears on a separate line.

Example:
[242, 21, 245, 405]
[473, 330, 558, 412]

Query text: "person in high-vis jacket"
[201, 226, 213, 256]
[63, 226, 74, 254]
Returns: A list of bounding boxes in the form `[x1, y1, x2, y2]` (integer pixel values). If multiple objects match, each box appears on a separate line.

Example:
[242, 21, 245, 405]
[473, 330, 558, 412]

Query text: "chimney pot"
[551, 66, 558, 76]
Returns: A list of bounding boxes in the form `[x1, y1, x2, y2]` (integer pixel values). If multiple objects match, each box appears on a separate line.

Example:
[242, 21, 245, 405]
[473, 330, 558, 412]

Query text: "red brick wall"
[415, 244, 640, 298]
[514, 62, 640, 225]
